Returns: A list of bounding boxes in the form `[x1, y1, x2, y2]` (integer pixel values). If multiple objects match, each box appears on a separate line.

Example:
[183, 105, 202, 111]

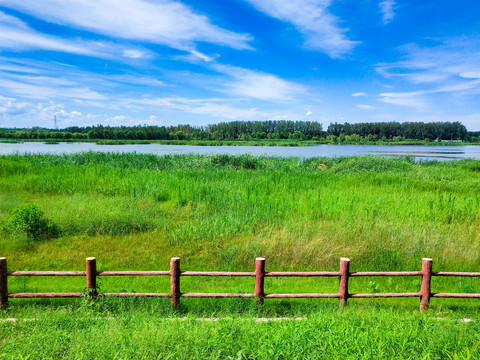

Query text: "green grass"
[0, 139, 22, 144]
[1, 153, 480, 292]
[1, 153, 480, 358]
[2, 303, 480, 359]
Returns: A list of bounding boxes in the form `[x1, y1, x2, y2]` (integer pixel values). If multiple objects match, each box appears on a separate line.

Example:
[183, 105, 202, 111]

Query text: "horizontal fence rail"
[1, 257, 480, 310]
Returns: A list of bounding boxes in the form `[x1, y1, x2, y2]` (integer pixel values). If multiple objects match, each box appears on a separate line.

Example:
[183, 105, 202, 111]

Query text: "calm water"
[1, 142, 479, 161]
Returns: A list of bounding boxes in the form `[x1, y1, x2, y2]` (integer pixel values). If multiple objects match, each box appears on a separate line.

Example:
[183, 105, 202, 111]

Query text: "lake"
[1, 142, 479, 161]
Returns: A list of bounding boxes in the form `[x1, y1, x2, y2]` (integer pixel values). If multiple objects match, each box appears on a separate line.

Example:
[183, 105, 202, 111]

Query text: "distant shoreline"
[2, 138, 479, 147]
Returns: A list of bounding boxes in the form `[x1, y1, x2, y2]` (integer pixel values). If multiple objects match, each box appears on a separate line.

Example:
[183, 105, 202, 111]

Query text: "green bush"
[3, 203, 59, 241]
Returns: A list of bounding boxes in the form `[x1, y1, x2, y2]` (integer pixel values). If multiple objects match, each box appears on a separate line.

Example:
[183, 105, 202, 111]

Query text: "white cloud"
[0, 75, 107, 101]
[0, 58, 169, 105]
[0, 93, 328, 128]
[125, 97, 260, 120]
[306, 111, 313, 116]
[379, 0, 396, 25]
[0, 97, 88, 127]
[243, 0, 358, 58]
[376, 38, 480, 85]
[174, 50, 220, 63]
[376, 37, 480, 109]
[0, 12, 95, 55]
[0, 95, 31, 117]
[378, 90, 428, 110]
[214, 65, 307, 101]
[0, 12, 151, 60]
[1, 0, 252, 51]
[147, 115, 159, 124]
[351, 92, 366, 97]
[379, 78, 480, 110]
[105, 115, 130, 125]
[0, 96, 164, 128]
[357, 104, 376, 110]
[435, 79, 480, 93]
[122, 49, 146, 59]
[189, 51, 217, 62]
[0, 10, 28, 29]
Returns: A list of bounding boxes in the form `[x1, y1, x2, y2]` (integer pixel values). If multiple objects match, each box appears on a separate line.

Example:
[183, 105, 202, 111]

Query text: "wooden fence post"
[170, 257, 181, 310]
[255, 257, 266, 305]
[86, 257, 97, 298]
[420, 258, 433, 311]
[339, 257, 350, 307]
[0, 258, 7, 307]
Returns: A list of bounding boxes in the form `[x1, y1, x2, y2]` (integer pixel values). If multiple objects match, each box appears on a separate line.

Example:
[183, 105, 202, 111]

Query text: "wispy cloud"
[0, 57, 167, 102]
[357, 104, 376, 110]
[378, 79, 480, 110]
[174, 50, 219, 63]
[122, 49, 147, 59]
[379, 0, 396, 25]
[243, 0, 358, 58]
[0, 12, 151, 61]
[376, 37, 480, 84]
[0, 0, 253, 51]
[376, 37, 480, 109]
[0, 76, 107, 101]
[378, 91, 427, 110]
[123, 97, 262, 120]
[214, 64, 307, 101]
[351, 92, 366, 97]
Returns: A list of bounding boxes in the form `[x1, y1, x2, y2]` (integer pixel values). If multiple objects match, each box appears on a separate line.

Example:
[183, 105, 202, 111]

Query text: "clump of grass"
[211, 154, 260, 169]
[329, 155, 415, 174]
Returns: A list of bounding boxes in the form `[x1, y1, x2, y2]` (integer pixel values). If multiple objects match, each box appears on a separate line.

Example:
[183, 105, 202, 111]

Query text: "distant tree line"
[207, 121, 324, 139]
[327, 122, 468, 141]
[0, 120, 477, 142]
[0, 121, 324, 141]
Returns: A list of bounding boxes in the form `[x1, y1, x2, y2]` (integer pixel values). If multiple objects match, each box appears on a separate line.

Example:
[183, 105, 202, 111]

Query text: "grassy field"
[1, 153, 480, 358]
[3, 303, 480, 359]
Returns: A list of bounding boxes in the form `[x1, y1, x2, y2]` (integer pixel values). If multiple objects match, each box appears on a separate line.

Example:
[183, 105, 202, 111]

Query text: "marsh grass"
[1, 153, 480, 358]
[1, 153, 480, 273]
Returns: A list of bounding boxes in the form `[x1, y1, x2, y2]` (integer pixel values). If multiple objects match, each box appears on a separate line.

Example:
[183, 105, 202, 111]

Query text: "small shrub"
[3, 204, 59, 241]
[211, 154, 230, 167]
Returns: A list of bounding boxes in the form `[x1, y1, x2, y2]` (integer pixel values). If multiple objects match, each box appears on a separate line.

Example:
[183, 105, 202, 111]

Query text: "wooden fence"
[1, 256, 480, 310]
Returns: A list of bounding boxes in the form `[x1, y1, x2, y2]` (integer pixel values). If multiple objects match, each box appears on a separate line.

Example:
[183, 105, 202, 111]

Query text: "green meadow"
[1, 153, 480, 358]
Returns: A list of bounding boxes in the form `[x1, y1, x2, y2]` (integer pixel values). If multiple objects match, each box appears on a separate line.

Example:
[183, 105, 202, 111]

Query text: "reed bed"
[1, 153, 480, 358]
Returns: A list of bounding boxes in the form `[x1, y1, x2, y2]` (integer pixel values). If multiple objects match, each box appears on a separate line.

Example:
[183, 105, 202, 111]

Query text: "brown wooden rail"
[1, 257, 480, 310]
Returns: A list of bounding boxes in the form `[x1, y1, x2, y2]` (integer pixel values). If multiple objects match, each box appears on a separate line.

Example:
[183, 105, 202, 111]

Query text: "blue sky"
[0, 0, 479, 130]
